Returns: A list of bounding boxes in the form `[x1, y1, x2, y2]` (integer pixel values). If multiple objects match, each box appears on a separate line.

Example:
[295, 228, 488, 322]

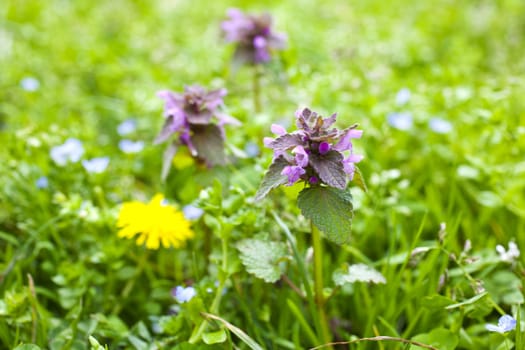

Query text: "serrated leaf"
[297, 186, 353, 245]
[351, 166, 367, 192]
[333, 263, 386, 286]
[191, 124, 227, 166]
[255, 156, 289, 201]
[237, 238, 288, 283]
[203, 329, 227, 344]
[268, 133, 303, 151]
[309, 151, 347, 189]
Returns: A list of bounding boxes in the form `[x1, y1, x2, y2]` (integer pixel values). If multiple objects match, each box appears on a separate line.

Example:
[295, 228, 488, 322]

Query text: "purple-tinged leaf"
[297, 186, 353, 245]
[309, 151, 347, 189]
[255, 156, 289, 201]
[154, 116, 175, 145]
[268, 133, 303, 152]
[191, 124, 227, 166]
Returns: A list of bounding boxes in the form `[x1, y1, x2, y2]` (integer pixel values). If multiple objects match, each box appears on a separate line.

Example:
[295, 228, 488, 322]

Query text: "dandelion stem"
[311, 221, 333, 348]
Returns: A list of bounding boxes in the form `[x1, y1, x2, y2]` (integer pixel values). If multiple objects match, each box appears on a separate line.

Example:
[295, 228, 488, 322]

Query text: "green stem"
[189, 234, 229, 343]
[311, 221, 333, 348]
[112, 250, 148, 315]
[253, 65, 261, 114]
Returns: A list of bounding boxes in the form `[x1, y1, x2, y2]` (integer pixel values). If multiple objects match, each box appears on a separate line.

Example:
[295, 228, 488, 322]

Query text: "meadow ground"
[1, 0, 525, 349]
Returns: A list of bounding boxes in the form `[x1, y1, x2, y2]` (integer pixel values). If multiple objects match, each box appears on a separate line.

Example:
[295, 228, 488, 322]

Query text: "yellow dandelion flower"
[117, 194, 194, 250]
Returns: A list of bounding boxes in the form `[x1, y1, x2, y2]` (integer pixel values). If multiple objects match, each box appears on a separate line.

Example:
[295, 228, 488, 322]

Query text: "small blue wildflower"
[172, 286, 196, 303]
[486, 315, 516, 333]
[20, 77, 40, 92]
[36, 176, 49, 189]
[50, 138, 84, 166]
[183, 205, 204, 220]
[117, 119, 137, 136]
[119, 139, 144, 154]
[429, 117, 452, 134]
[244, 141, 260, 157]
[82, 157, 109, 174]
[395, 88, 411, 106]
[387, 112, 413, 130]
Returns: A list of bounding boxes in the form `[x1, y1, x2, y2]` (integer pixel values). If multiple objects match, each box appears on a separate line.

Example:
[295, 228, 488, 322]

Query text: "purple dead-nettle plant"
[258, 108, 363, 198]
[154, 85, 240, 180]
[222, 8, 287, 65]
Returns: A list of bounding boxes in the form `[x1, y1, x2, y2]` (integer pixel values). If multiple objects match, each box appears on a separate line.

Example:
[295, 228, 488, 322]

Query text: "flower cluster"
[155, 85, 240, 179]
[222, 8, 286, 65]
[50, 138, 110, 173]
[117, 194, 194, 250]
[262, 108, 363, 190]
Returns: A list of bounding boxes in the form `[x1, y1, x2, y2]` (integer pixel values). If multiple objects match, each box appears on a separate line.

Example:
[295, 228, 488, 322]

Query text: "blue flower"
[429, 117, 452, 134]
[183, 205, 204, 220]
[117, 119, 137, 136]
[36, 176, 49, 189]
[20, 77, 40, 92]
[119, 139, 144, 154]
[486, 315, 516, 333]
[172, 286, 196, 303]
[82, 157, 109, 174]
[395, 88, 411, 106]
[387, 112, 413, 130]
[50, 138, 84, 166]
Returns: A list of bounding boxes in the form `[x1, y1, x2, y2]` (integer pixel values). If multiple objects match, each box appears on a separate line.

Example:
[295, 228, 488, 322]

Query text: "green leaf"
[351, 165, 367, 192]
[13, 345, 42, 350]
[203, 329, 227, 344]
[191, 124, 227, 166]
[297, 186, 353, 245]
[255, 156, 289, 201]
[202, 313, 264, 350]
[420, 294, 454, 310]
[410, 328, 458, 350]
[309, 151, 347, 189]
[445, 292, 488, 310]
[333, 263, 386, 286]
[237, 238, 288, 283]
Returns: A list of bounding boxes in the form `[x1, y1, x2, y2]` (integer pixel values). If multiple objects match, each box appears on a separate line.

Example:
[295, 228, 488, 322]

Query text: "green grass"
[1, 0, 525, 349]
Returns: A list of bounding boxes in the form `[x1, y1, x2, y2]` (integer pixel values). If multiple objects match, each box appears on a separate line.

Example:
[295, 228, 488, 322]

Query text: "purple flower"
[486, 315, 516, 333]
[259, 107, 363, 192]
[172, 286, 196, 303]
[155, 85, 240, 179]
[36, 176, 49, 189]
[117, 119, 137, 135]
[429, 117, 452, 134]
[119, 139, 144, 154]
[222, 8, 286, 65]
[387, 112, 413, 130]
[82, 157, 109, 174]
[50, 138, 84, 166]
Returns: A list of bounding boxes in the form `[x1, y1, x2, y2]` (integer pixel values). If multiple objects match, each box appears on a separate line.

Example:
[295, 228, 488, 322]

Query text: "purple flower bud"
[318, 142, 331, 155]
[309, 176, 319, 184]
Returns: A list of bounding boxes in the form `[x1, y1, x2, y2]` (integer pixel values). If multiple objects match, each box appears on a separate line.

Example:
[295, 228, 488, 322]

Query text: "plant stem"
[311, 221, 333, 348]
[253, 65, 261, 113]
[189, 234, 229, 343]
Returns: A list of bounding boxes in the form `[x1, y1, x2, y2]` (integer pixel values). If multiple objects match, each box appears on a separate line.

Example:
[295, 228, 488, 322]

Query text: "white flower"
[82, 157, 110, 173]
[496, 241, 520, 263]
[50, 138, 84, 166]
